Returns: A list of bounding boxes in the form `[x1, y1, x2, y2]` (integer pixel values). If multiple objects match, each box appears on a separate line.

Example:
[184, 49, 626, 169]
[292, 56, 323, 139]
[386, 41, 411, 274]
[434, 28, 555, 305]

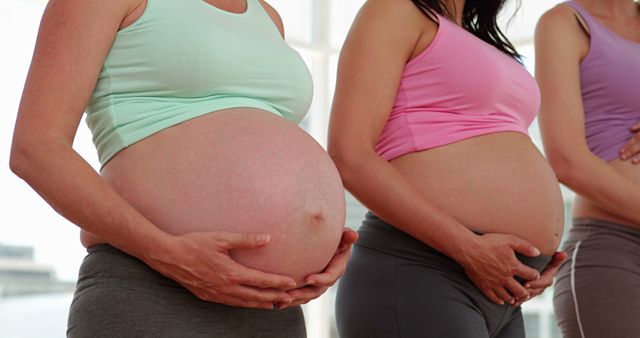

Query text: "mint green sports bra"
[86, 0, 313, 166]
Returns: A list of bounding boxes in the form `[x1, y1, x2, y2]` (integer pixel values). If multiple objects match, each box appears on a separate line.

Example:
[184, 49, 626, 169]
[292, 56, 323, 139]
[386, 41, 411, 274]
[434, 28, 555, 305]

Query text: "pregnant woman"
[535, 0, 640, 337]
[329, 0, 566, 337]
[10, 0, 355, 337]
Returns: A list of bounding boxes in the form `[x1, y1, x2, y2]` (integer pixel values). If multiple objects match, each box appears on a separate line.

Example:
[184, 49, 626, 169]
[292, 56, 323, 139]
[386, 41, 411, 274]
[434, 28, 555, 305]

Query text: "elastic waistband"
[572, 217, 640, 238]
[357, 212, 552, 273]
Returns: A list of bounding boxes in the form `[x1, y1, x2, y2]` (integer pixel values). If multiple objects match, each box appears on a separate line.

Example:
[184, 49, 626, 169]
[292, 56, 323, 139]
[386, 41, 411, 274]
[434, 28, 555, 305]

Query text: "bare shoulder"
[47, 0, 139, 15]
[536, 4, 590, 58]
[258, 0, 285, 37]
[537, 4, 583, 36]
[360, 0, 432, 25]
[352, 0, 432, 44]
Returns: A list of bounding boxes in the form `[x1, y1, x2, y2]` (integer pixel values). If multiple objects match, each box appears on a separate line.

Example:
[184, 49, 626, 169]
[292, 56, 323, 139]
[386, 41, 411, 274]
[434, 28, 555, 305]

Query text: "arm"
[535, 5, 640, 227]
[328, 0, 541, 305]
[10, 0, 295, 308]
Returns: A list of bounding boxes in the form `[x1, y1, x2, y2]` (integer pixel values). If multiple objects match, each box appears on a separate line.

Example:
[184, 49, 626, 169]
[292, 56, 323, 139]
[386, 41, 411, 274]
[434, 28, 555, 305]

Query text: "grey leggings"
[553, 218, 640, 338]
[335, 213, 551, 338]
[67, 244, 306, 338]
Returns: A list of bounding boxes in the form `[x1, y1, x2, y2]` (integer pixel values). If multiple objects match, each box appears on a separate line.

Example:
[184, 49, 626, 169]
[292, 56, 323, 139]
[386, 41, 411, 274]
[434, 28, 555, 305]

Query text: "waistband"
[572, 217, 640, 237]
[87, 243, 126, 254]
[357, 212, 552, 273]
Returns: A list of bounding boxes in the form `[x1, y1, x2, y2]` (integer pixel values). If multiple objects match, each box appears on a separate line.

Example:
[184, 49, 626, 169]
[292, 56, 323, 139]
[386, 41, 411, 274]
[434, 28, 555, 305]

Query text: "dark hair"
[410, 0, 522, 60]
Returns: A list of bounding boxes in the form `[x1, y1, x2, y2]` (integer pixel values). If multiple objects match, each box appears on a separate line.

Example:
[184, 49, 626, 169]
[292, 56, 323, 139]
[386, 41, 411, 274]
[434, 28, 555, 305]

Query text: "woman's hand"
[144, 231, 298, 309]
[514, 251, 568, 307]
[454, 233, 542, 306]
[281, 228, 358, 308]
[619, 123, 640, 164]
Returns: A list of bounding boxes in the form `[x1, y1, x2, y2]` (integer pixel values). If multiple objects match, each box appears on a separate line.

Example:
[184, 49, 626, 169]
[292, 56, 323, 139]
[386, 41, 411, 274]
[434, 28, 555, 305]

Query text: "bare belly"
[84, 108, 346, 286]
[572, 158, 640, 227]
[390, 132, 564, 255]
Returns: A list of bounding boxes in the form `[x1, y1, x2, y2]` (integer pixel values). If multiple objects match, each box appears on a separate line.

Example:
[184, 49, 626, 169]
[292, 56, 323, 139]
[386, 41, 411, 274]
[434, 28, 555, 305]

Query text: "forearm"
[557, 154, 640, 226]
[334, 151, 477, 262]
[10, 141, 173, 261]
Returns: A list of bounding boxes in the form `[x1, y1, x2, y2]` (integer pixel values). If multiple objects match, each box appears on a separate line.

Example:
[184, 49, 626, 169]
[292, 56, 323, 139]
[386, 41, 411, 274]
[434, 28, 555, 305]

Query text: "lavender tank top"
[565, 1, 640, 161]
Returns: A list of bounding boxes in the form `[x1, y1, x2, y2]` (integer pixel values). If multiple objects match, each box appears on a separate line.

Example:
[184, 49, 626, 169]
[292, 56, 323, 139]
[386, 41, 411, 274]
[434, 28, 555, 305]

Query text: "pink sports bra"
[375, 14, 541, 161]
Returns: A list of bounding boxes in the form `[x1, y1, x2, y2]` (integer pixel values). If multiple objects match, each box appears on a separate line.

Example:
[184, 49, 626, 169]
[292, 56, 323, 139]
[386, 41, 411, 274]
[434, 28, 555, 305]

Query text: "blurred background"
[0, 0, 571, 337]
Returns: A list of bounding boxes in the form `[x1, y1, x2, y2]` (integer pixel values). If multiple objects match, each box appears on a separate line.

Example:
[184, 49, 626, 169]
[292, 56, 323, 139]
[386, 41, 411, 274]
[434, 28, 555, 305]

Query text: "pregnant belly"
[94, 108, 346, 286]
[389, 132, 564, 255]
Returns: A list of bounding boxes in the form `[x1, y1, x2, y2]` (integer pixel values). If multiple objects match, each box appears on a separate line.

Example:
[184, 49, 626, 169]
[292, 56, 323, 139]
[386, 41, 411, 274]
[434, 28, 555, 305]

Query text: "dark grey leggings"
[335, 213, 551, 338]
[553, 218, 640, 338]
[67, 244, 306, 338]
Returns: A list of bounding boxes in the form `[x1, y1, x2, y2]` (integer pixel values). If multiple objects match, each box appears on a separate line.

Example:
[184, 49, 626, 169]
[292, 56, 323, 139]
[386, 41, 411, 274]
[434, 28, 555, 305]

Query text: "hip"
[67, 244, 306, 338]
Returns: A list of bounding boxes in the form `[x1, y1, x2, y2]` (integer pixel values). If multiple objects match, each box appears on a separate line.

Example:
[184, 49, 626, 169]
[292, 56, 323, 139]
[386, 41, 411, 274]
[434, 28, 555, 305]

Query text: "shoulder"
[535, 4, 589, 62]
[48, 0, 140, 13]
[46, 0, 142, 22]
[352, 0, 433, 41]
[258, 0, 285, 37]
[536, 4, 583, 37]
[359, 0, 430, 23]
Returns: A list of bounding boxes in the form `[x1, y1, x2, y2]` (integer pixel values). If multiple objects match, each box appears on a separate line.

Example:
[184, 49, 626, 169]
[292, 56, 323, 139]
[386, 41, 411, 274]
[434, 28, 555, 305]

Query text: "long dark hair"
[411, 0, 521, 60]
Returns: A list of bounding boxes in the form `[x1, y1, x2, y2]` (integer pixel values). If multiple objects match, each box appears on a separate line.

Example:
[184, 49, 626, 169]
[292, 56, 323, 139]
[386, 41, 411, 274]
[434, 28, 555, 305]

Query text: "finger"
[228, 265, 297, 289]
[621, 141, 640, 160]
[631, 122, 640, 132]
[524, 275, 553, 289]
[505, 278, 529, 300]
[214, 231, 271, 250]
[340, 229, 359, 248]
[513, 263, 541, 281]
[226, 284, 293, 304]
[526, 288, 545, 299]
[482, 289, 504, 305]
[305, 252, 350, 286]
[494, 287, 514, 305]
[552, 251, 569, 264]
[288, 285, 326, 303]
[508, 236, 541, 257]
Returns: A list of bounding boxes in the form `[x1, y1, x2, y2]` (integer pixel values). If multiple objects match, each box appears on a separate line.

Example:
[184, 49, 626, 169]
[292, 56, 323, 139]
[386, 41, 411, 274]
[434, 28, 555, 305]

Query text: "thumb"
[550, 251, 568, 267]
[213, 231, 271, 250]
[509, 236, 541, 257]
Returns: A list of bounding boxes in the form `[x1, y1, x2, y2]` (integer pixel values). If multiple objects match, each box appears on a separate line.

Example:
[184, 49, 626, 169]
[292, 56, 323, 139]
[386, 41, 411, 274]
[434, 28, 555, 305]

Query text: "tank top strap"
[563, 1, 608, 43]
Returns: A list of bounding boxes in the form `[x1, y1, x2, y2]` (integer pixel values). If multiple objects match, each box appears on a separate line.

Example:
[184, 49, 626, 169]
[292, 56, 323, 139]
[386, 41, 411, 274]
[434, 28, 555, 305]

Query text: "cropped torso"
[565, 1, 640, 225]
[83, 0, 346, 278]
[377, 13, 563, 254]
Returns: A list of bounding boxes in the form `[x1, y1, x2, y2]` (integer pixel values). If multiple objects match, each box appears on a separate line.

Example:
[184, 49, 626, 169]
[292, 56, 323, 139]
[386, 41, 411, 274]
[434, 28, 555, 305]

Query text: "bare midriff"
[82, 108, 346, 286]
[572, 159, 640, 227]
[389, 132, 564, 256]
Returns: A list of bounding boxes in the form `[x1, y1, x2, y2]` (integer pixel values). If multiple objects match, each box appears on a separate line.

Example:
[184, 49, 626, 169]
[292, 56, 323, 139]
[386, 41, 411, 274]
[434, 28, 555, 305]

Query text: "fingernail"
[533, 248, 541, 256]
[286, 282, 296, 288]
[306, 279, 316, 285]
[525, 283, 531, 288]
[256, 234, 270, 243]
